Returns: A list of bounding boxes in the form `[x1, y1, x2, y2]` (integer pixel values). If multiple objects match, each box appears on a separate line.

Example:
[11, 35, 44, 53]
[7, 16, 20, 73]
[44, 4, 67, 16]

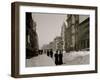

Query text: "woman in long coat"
[58, 50, 63, 65]
[54, 50, 59, 65]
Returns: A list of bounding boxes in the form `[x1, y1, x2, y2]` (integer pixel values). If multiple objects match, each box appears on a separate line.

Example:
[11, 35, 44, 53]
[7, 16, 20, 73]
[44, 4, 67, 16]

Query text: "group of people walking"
[47, 49, 53, 58]
[45, 49, 63, 65]
[38, 49, 53, 58]
[54, 50, 63, 65]
[37, 49, 63, 65]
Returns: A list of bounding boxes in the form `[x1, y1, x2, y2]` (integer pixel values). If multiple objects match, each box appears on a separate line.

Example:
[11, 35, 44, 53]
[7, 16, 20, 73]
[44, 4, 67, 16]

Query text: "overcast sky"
[32, 13, 67, 49]
[32, 13, 89, 49]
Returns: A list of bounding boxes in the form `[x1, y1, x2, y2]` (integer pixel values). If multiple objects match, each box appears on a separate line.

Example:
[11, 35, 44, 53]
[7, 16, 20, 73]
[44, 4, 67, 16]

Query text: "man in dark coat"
[54, 50, 59, 65]
[50, 49, 53, 58]
[47, 49, 50, 56]
[58, 50, 63, 65]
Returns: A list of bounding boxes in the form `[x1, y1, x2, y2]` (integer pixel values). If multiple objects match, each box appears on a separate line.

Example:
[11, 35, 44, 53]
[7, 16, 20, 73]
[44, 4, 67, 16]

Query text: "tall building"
[61, 14, 89, 52]
[54, 36, 63, 51]
[26, 12, 39, 58]
[41, 41, 56, 51]
[41, 36, 63, 52]
[61, 22, 68, 51]
[77, 17, 89, 50]
[62, 14, 79, 52]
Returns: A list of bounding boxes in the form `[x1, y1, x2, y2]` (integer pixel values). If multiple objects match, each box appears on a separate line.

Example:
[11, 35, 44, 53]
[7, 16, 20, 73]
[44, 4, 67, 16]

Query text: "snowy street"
[62, 51, 89, 65]
[26, 54, 55, 67]
[26, 51, 89, 67]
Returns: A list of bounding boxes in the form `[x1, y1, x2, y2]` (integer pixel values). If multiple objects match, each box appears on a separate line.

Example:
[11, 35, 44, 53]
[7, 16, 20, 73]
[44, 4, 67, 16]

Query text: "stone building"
[41, 36, 63, 52]
[48, 41, 56, 51]
[77, 17, 89, 50]
[61, 14, 79, 52]
[61, 14, 89, 52]
[54, 36, 63, 51]
[26, 12, 39, 58]
[61, 22, 68, 51]
[41, 41, 56, 51]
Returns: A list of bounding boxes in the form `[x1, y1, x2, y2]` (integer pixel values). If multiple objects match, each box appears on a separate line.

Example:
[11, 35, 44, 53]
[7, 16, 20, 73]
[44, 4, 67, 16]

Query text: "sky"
[79, 15, 89, 23]
[32, 13, 67, 49]
[32, 13, 89, 49]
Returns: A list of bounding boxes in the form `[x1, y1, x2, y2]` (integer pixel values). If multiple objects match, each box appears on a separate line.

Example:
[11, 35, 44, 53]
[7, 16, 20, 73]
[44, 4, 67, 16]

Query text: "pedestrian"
[50, 49, 53, 58]
[38, 50, 41, 54]
[39, 49, 43, 55]
[47, 49, 50, 56]
[41, 50, 43, 54]
[54, 50, 59, 65]
[58, 50, 63, 65]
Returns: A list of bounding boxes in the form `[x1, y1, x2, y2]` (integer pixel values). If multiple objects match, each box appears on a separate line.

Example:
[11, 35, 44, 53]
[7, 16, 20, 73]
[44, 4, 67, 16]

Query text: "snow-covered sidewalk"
[26, 54, 55, 67]
[26, 51, 90, 67]
[63, 51, 90, 65]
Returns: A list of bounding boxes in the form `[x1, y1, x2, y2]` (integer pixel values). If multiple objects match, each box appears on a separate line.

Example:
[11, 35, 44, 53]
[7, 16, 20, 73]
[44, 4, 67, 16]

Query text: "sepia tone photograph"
[11, 2, 97, 78]
[25, 12, 90, 67]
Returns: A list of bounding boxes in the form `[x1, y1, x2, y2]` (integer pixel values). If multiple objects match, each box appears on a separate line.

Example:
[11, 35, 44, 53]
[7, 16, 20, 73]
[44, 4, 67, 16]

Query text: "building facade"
[61, 14, 79, 52]
[41, 36, 63, 52]
[77, 18, 89, 50]
[54, 36, 63, 51]
[61, 14, 89, 52]
[61, 22, 67, 51]
[41, 41, 56, 51]
[26, 12, 39, 58]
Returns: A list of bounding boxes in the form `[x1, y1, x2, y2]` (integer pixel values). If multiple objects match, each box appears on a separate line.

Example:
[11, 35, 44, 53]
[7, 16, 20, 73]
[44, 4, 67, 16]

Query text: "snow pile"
[26, 51, 90, 67]
[63, 51, 90, 65]
[26, 54, 55, 67]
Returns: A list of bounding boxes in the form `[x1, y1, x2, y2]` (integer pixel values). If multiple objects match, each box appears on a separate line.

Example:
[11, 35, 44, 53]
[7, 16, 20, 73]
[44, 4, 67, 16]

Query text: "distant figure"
[40, 50, 43, 54]
[54, 50, 59, 65]
[39, 50, 43, 55]
[50, 49, 53, 58]
[58, 50, 63, 65]
[47, 50, 50, 56]
[38, 50, 41, 54]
